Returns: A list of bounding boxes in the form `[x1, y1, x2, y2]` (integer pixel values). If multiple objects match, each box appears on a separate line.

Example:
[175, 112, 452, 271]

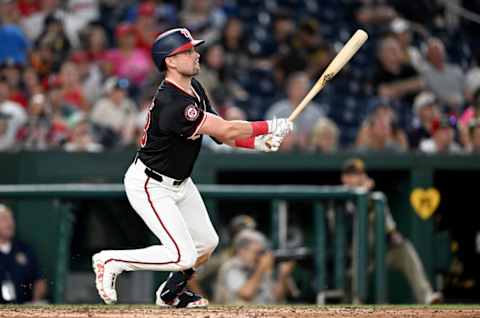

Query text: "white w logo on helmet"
[180, 29, 193, 41]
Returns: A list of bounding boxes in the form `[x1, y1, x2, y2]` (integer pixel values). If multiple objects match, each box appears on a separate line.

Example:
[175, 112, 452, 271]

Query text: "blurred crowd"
[1, 0, 480, 154]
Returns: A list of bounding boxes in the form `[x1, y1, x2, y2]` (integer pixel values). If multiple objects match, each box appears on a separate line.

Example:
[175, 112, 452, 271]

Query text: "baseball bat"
[288, 29, 368, 122]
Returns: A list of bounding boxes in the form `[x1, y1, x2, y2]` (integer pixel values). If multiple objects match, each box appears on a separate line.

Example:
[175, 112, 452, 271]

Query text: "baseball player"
[92, 28, 293, 308]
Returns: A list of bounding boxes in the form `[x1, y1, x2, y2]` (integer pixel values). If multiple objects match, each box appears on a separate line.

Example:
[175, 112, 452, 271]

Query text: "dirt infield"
[1, 305, 480, 318]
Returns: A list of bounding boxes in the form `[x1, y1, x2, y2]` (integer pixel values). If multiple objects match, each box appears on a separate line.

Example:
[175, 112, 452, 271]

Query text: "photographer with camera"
[214, 229, 295, 304]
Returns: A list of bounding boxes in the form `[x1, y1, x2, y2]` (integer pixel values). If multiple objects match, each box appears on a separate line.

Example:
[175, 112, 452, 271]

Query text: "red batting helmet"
[151, 28, 204, 72]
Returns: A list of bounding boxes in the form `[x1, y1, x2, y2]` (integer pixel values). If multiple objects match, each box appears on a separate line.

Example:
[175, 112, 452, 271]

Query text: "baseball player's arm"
[198, 113, 292, 142]
[198, 113, 286, 151]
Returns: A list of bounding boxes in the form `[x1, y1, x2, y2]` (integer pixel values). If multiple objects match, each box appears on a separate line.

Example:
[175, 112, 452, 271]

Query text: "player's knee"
[178, 249, 197, 270]
[206, 232, 219, 253]
[199, 232, 219, 257]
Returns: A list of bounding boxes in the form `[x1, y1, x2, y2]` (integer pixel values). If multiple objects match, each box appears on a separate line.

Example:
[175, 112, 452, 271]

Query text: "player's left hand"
[254, 134, 283, 152]
[269, 118, 294, 138]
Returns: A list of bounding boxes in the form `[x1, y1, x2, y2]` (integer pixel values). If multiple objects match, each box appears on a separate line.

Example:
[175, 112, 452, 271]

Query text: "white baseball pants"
[100, 158, 219, 272]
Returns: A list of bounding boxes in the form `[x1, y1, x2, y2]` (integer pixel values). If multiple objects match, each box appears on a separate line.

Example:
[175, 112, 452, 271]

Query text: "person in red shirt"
[58, 61, 89, 111]
[134, 2, 161, 52]
[16, 0, 41, 17]
[0, 60, 27, 108]
[83, 24, 108, 63]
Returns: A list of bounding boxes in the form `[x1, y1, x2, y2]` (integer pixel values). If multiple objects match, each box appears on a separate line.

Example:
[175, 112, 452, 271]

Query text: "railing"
[0, 184, 386, 304]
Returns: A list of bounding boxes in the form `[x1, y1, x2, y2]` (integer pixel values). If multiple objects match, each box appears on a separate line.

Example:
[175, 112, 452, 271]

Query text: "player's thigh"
[125, 178, 195, 252]
[178, 179, 219, 250]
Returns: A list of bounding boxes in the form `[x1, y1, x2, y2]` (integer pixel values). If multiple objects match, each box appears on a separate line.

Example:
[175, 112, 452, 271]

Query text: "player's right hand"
[254, 134, 283, 152]
[268, 118, 294, 138]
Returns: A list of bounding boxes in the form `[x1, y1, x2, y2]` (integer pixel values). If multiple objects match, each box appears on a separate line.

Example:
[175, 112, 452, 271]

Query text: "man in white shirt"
[90, 77, 137, 147]
[265, 72, 324, 150]
[421, 38, 465, 112]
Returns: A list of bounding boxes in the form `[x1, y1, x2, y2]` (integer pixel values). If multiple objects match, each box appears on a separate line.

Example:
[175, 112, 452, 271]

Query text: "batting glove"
[254, 134, 283, 152]
[268, 118, 294, 138]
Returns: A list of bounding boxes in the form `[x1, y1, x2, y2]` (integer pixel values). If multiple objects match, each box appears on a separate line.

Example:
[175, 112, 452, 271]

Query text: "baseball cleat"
[176, 289, 209, 308]
[92, 252, 122, 304]
[158, 271, 190, 303]
[426, 292, 443, 304]
[156, 282, 208, 308]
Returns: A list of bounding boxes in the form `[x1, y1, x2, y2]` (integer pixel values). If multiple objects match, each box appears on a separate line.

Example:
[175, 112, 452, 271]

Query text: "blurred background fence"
[0, 150, 474, 303]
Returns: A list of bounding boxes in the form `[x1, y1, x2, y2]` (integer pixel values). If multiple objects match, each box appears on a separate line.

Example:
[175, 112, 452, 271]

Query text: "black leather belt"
[144, 167, 185, 186]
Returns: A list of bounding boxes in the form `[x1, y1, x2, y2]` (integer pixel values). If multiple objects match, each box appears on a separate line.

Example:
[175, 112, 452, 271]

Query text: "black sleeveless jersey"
[137, 78, 219, 180]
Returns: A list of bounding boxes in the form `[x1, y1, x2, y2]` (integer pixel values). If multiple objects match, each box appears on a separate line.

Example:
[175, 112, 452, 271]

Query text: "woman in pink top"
[104, 23, 151, 87]
[459, 89, 480, 151]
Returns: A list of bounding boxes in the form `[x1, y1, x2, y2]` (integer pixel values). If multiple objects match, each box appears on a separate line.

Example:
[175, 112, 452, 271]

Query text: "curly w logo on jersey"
[184, 104, 200, 121]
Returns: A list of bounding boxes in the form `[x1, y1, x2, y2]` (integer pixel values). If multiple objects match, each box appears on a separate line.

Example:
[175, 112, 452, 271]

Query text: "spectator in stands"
[64, 116, 102, 152]
[0, 203, 47, 304]
[1, 59, 27, 108]
[90, 77, 136, 148]
[355, 102, 408, 152]
[35, 14, 72, 73]
[272, 10, 295, 57]
[29, 37, 55, 80]
[352, 0, 397, 25]
[389, 18, 425, 72]
[459, 88, 480, 151]
[181, 0, 226, 44]
[129, 0, 177, 29]
[0, 78, 26, 151]
[309, 117, 339, 153]
[196, 43, 225, 96]
[221, 17, 249, 73]
[214, 229, 295, 304]
[46, 75, 78, 125]
[421, 38, 465, 113]
[16, 0, 41, 18]
[18, 92, 68, 149]
[69, 51, 102, 105]
[104, 23, 151, 89]
[464, 51, 480, 104]
[81, 24, 108, 63]
[279, 18, 333, 81]
[419, 115, 463, 154]
[265, 72, 324, 150]
[0, 0, 30, 65]
[21, 0, 61, 42]
[58, 61, 89, 111]
[340, 158, 443, 304]
[63, 0, 99, 47]
[373, 36, 424, 106]
[468, 120, 480, 153]
[22, 66, 43, 99]
[132, 1, 161, 52]
[17, 93, 54, 150]
[408, 91, 440, 149]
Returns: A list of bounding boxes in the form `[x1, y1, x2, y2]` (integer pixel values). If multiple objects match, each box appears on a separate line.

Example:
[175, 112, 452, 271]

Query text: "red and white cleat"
[92, 252, 122, 304]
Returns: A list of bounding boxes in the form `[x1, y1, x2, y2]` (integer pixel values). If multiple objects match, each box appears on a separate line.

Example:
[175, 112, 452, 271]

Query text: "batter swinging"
[92, 28, 293, 308]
